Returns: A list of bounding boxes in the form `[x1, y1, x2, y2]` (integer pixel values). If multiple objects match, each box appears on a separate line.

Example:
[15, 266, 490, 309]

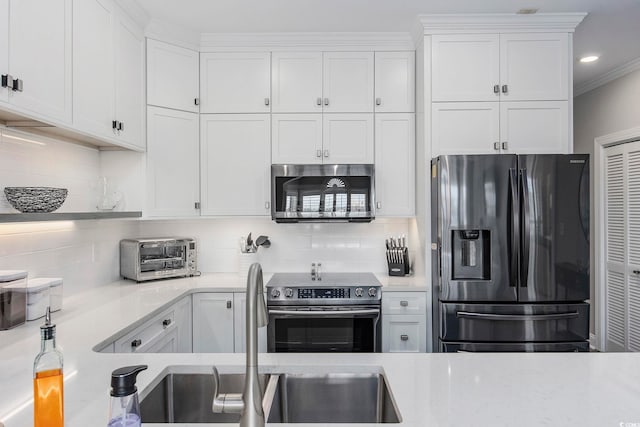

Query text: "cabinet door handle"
[633, 270, 640, 275]
[195, 201, 201, 210]
[501, 85, 508, 94]
[400, 335, 409, 341]
[162, 319, 172, 328]
[194, 98, 200, 106]
[316, 97, 322, 106]
[502, 142, 508, 151]
[112, 120, 119, 130]
[376, 202, 382, 209]
[375, 97, 382, 106]
[12, 78, 23, 92]
[264, 97, 270, 106]
[265, 201, 270, 210]
[131, 339, 142, 348]
[118, 121, 124, 132]
[1, 74, 11, 88]
[226, 300, 232, 309]
[400, 300, 409, 307]
[323, 149, 329, 158]
[493, 84, 500, 94]
[493, 142, 500, 151]
[316, 149, 322, 158]
[324, 98, 329, 106]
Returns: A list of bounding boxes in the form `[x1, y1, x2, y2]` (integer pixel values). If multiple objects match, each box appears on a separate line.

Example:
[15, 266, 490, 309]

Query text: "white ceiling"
[135, 0, 640, 91]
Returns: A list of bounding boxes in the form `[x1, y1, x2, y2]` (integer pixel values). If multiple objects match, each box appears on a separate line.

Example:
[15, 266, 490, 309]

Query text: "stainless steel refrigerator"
[431, 154, 590, 352]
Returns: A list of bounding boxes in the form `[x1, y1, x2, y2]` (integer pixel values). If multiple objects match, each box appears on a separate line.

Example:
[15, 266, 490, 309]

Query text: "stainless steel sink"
[265, 373, 402, 423]
[140, 372, 270, 423]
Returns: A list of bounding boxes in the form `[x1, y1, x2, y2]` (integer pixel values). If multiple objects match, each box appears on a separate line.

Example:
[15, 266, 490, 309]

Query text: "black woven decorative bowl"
[4, 187, 68, 213]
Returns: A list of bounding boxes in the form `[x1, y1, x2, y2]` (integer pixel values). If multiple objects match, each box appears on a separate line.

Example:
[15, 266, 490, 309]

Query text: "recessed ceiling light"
[517, 8, 538, 14]
[580, 55, 599, 63]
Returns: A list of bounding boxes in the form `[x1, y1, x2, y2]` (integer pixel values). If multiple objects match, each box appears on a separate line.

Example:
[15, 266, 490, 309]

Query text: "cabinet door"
[432, 102, 500, 156]
[9, 0, 72, 123]
[499, 101, 569, 154]
[0, 0, 8, 104]
[323, 52, 374, 113]
[147, 39, 199, 112]
[382, 315, 426, 352]
[200, 52, 271, 113]
[192, 293, 235, 353]
[114, 10, 144, 149]
[322, 114, 374, 164]
[374, 52, 415, 113]
[431, 34, 500, 102]
[271, 114, 323, 164]
[174, 296, 193, 353]
[201, 114, 271, 215]
[146, 106, 200, 217]
[500, 33, 569, 101]
[72, 0, 115, 139]
[271, 52, 323, 113]
[375, 114, 415, 216]
[233, 293, 267, 353]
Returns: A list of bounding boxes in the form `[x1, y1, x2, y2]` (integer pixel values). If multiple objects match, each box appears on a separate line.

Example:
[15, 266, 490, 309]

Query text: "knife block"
[386, 248, 410, 276]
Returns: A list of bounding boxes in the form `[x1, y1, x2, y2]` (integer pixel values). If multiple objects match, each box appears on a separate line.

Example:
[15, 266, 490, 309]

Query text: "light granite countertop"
[1, 273, 639, 427]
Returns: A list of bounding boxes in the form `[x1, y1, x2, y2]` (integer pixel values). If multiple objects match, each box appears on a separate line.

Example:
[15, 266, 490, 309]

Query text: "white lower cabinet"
[114, 296, 191, 353]
[192, 292, 235, 353]
[233, 292, 267, 353]
[381, 292, 426, 352]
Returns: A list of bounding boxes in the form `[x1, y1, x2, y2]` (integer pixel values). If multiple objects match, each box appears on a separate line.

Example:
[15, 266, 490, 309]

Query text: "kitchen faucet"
[212, 263, 268, 427]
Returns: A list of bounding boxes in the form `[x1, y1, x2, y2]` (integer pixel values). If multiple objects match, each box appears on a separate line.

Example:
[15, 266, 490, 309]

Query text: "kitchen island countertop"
[0, 273, 638, 427]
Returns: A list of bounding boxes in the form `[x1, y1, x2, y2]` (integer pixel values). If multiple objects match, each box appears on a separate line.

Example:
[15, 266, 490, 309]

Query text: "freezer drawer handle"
[456, 311, 580, 321]
[269, 309, 380, 316]
[400, 335, 409, 341]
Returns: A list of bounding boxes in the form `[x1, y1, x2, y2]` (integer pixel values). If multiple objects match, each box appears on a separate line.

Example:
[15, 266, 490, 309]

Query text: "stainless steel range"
[266, 272, 382, 353]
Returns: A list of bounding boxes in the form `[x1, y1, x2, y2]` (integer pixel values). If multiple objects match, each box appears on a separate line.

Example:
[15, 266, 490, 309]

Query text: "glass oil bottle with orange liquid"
[33, 307, 63, 427]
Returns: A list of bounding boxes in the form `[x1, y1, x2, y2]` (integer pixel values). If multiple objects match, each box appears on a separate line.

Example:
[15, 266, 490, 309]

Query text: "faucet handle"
[212, 367, 244, 414]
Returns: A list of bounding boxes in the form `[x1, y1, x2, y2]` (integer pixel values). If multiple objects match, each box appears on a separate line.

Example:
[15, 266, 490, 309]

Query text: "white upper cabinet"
[499, 101, 569, 154]
[432, 33, 569, 102]
[146, 106, 200, 217]
[114, 12, 144, 149]
[201, 114, 271, 216]
[432, 34, 500, 102]
[271, 52, 323, 113]
[73, 0, 144, 149]
[147, 39, 200, 113]
[323, 52, 374, 113]
[374, 51, 415, 113]
[200, 52, 271, 113]
[323, 114, 374, 164]
[5, 0, 72, 123]
[375, 114, 415, 216]
[432, 102, 500, 155]
[0, 1, 7, 104]
[500, 33, 569, 101]
[271, 114, 323, 164]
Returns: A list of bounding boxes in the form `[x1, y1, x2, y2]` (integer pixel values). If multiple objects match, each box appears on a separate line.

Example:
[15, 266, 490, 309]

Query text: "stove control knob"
[271, 288, 281, 298]
[355, 287, 364, 297]
[284, 288, 294, 298]
[368, 287, 378, 297]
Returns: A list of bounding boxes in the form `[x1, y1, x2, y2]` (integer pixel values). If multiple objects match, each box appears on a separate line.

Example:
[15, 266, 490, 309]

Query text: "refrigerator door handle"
[508, 168, 519, 287]
[520, 169, 531, 288]
[456, 311, 580, 321]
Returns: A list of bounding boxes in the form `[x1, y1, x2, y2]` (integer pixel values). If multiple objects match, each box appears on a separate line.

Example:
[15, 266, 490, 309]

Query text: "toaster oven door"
[139, 241, 187, 275]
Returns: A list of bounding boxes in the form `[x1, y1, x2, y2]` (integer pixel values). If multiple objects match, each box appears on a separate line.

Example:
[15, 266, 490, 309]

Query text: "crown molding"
[199, 32, 415, 52]
[575, 57, 640, 97]
[145, 18, 201, 51]
[114, 0, 150, 29]
[417, 13, 587, 34]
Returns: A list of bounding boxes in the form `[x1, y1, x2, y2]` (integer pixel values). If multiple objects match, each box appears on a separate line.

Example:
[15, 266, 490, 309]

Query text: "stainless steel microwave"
[120, 238, 198, 282]
[271, 164, 375, 223]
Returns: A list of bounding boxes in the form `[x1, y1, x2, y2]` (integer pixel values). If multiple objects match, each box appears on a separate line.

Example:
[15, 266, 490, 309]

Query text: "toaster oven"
[120, 238, 198, 282]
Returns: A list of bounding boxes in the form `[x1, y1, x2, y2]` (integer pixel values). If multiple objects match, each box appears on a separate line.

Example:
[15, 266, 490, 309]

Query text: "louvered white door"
[604, 140, 640, 351]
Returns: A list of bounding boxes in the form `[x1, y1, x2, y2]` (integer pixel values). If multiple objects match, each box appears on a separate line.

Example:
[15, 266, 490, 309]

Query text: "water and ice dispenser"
[451, 230, 491, 280]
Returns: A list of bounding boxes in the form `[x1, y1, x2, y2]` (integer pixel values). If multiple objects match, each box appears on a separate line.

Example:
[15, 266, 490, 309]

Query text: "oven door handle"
[268, 309, 380, 316]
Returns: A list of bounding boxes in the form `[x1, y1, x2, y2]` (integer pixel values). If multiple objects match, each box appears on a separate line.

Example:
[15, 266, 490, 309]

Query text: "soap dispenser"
[107, 365, 147, 427]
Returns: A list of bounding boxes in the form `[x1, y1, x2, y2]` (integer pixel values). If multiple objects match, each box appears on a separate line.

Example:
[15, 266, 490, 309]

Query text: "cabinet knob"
[316, 97, 322, 106]
[493, 84, 500, 94]
[112, 120, 118, 130]
[633, 270, 640, 275]
[502, 141, 508, 151]
[162, 319, 172, 328]
[324, 98, 329, 106]
[226, 300, 232, 309]
[195, 201, 201, 210]
[265, 201, 270, 210]
[12, 78, 23, 92]
[501, 85, 508, 94]
[131, 339, 142, 348]
[493, 142, 500, 151]
[118, 121, 124, 132]
[400, 335, 409, 341]
[323, 149, 329, 158]
[316, 149, 322, 158]
[264, 98, 270, 106]
[376, 202, 382, 209]
[0, 74, 11, 88]
[400, 300, 409, 307]
[375, 98, 382, 106]
[194, 98, 200, 106]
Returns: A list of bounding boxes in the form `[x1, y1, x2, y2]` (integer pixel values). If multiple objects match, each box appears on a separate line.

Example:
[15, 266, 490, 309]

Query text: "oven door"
[267, 305, 381, 353]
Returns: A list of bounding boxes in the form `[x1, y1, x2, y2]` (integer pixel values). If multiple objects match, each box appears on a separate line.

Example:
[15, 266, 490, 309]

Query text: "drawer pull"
[400, 335, 409, 341]
[131, 339, 142, 348]
[400, 300, 409, 307]
[162, 319, 172, 328]
[227, 300, 232, 309]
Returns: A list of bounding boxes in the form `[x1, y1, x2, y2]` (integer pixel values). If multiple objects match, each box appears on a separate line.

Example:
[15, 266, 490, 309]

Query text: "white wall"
[574, 67, 640, 335]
